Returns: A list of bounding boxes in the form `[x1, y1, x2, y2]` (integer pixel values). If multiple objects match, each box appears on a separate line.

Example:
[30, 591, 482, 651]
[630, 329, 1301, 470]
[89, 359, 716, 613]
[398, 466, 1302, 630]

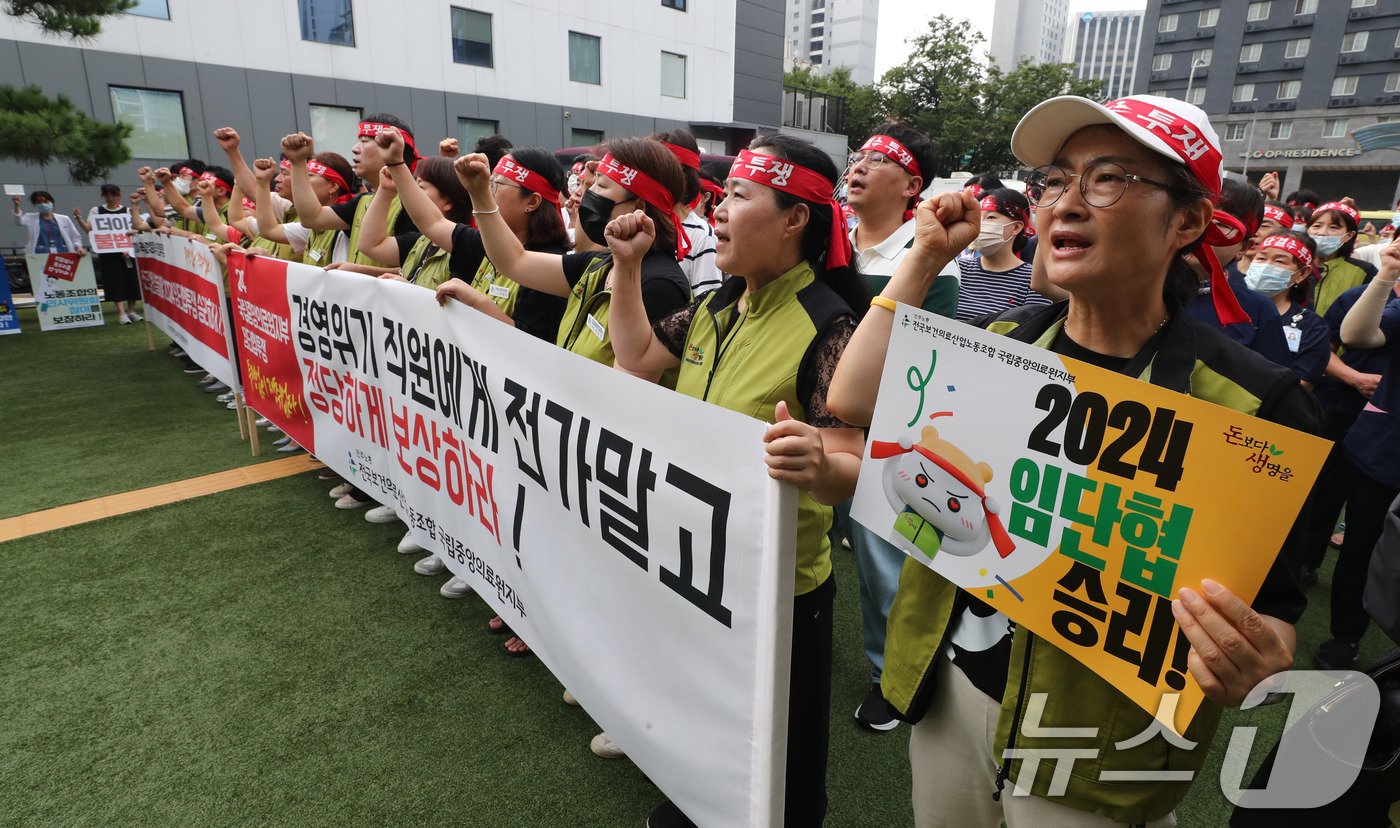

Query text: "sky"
[874, 0, 1148, 77]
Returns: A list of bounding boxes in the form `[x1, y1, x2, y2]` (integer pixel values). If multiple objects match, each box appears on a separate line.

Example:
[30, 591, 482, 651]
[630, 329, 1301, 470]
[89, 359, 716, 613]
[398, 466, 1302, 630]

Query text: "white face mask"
[969, 220, 1015, 252]
[174, 177, 192, 195]
[1244, 261, 1296, 295]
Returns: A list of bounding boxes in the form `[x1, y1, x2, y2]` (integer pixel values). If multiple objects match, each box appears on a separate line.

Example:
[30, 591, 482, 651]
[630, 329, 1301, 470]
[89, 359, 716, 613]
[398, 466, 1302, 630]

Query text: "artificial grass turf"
[0, 305, 270, 519]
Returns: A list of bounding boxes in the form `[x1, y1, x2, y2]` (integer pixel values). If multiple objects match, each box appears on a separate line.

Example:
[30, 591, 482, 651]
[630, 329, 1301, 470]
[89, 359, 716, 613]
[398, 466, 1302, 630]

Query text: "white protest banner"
[224, 249, 796, 827]
[851, 304, 1329, 733]
[131, 234, 239, 390]
[88, 210, 134, 255]
[29, 253, 103, 331]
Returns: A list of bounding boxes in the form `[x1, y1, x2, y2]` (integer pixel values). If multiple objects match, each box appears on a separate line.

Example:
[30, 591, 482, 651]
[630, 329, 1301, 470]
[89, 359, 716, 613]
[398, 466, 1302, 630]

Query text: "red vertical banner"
[227, 250, 316, 454]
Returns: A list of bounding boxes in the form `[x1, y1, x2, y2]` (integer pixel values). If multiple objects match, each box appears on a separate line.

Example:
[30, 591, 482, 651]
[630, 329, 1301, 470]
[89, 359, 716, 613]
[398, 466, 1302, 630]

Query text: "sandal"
[502, 636, 535, 658]
[486, 615, 512, 636]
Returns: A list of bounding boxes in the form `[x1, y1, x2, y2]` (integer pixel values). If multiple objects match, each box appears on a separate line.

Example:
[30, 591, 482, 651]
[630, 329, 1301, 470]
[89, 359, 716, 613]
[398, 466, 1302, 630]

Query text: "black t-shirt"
[560, 250, 691, 323]
[330, 193, 418, 237]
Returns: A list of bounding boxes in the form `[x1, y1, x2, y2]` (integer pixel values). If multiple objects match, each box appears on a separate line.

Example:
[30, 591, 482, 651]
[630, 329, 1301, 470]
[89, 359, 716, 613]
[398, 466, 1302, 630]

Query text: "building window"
[1332, 76, 1358, 96]
[1269, 121, 1293, 140]
[1192, 48, 1213, 67]
[1294, 0, 1317, 13]
[1387, 73, 1400, 92]
[1240, 43, 1262, 62]
[1226, 123, 1249, 141]
[662, 0, 686, 9]
[109, 86, 187, 158]
[457, 118, 498, 149]
[1341, 31, 1369, 53]
[1198, 8, 1219, 28]
[1353, 0, 1376, 7]
[1322, 118, 1349, 138]
[1187, 87, 1205, 105]
[450, 8, 492, 67]
[298, 0, 355, 46]
[660, 51, 686, 98]
[1285, 38, 1310, 58]
[128, 0, 169, 19]
[1152, 53, 1172, 71]
[1247, 1, 1271, 21]
[570, 128, 604, 148]
[309, 104, 362, 156]
[1158, 13, 1178, 33]
[1277, 80, 1300, 99]
[568, 31, 601, 84]
[1233, 83, 1256, 102]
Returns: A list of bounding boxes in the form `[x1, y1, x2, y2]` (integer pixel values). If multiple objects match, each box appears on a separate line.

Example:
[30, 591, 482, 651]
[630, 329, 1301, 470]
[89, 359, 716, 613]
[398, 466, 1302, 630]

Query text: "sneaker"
[590, 732, 627, 759]
[167, 343, 181, 354]
[646, 801, 696, 828]
[1299, 567, 1319, 589]
[171, 347, 188, 358]
[440, 577, 473, 598]
[127, 311, 143, 321]
[199, 376, 220, 387]
[118, 312, 132, 325]
[334, 493, 369, 510]
[273, 436, 291, 447]
[1315, 638, 1360, 670]
[226, 400, 239, 410]
[276, 441, 302, 453]
[365, 505, 399, 524]
[329, 483, 355, 499]
[216, 392, 234, 403]
[206, 382, 229, 394]
[266, 425, 283, 434]
[562, 689, 579, 706]
[254, 416, 270, 426]
[854, 683, 900, 731]
[396, 531, 424, 555]
[180, 361, 203, 374]
[316, 468, 339, 481]
[414, 555, 445, 575]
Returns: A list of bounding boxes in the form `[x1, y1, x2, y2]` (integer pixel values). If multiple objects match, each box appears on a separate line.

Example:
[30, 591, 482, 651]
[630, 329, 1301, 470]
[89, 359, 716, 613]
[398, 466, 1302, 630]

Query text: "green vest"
[304, 228, 340, 267]
[470, 258, 524, 318]
[672, 260, 851, 596]
[1312, 256, 1370, 317]
[248, 205, 301, 262]
[556, 255, 621, 366]
[401, 235, 454, 292]
[347, 194, 404, 268]
[881, 303, 1321, 824]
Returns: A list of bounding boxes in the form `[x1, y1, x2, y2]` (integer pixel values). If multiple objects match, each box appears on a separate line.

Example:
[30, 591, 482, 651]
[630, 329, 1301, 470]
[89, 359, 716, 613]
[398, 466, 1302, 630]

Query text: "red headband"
[1314, 201, 1359, 226]
[690, 177, 724, 211]
[662, 142, 701, 171]
[359, 122, 418, 172]
[860, 134, 921, 178]
[199, 171, 232, 195]
[278, 158, 292, 171]
[1210, 211, 1250, 247]
[241, 197, 256, 211]
[1263, 204, 1292, 227]
[306, 158, 353, 205]
[1257, 234, 1314, 273]
[597, 153, 689, 261]
[728, 148, 852, 270]
[494, 157, 561, 205]
[979, 194, 1029, 227]
[869, 438, 1016, 559]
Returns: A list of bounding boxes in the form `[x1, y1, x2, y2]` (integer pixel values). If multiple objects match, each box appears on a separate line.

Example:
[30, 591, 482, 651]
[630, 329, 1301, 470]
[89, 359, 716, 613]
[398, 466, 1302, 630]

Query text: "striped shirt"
[680, 213, 723, 296]
[954, 257, 1049, 321]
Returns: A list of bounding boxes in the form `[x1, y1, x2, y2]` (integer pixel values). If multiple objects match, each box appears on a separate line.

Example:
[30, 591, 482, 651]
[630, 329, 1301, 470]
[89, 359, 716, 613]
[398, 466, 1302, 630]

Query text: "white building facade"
[783, 0, 878, 85]
[1063, 9, 1143, 100]
[989, 0, 1070, 70]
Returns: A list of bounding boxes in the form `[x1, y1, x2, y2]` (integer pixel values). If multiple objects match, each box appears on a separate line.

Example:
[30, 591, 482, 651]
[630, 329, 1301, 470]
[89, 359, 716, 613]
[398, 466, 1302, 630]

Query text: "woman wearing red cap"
[605, 133, 867, 827]
[830, 94, 1317, 825]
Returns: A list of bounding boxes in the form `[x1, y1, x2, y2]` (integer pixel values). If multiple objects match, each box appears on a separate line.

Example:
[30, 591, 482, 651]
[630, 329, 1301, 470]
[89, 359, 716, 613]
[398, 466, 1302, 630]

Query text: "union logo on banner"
[43, 253, 80, 281]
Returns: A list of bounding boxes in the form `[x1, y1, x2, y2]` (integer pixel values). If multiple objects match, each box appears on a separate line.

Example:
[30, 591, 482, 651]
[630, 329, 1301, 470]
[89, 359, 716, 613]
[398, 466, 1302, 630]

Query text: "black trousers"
[1330, 465, 1400, 642]
[785, 574, 835, 827]
[1302, 408, 1359, 571]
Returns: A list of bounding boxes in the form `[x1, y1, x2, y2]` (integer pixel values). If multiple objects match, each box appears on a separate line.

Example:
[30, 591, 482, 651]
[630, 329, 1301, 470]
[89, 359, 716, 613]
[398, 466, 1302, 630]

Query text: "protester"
[1245, 230, 1329, 385]
[249, 154, 356, 266]
[1309, 201, 1377, 317]
[829, 94, 1313, 825]
[73, 184, 141, 323]
[1239, 202, 1295, 269]
[653, 129, 722, 296]
[955, 187, 1045, 321]
[215, 127, 302, 262]
[12, 192, 87, 255]
[607, 133, 866, 828]
[1317, 244, 1400, 669]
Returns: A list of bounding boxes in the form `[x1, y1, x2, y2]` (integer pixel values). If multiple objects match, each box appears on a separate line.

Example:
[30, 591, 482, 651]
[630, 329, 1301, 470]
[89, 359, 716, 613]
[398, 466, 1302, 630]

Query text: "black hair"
[964, 173, 1005, 194]
[748, 133, 869, 317]
[474, 134, 514, 169]
[29, 190, 54, 205]
[1218, 178, 1264, 234]
[696, 168, 723, 220]
[1290, 204, 1313, 227]
[650, 128, 702, 205]
[312, 151, 358, 200]
[171, 158, 207, 177]
[1308, 204, 1360, 259]
[205, 165, 235, 193]
[1259, 228, 1317, 305]
[1157, 161, 1215, 311]
[415, 157, 474, 225]
[100, 183, 121, 198]
[1284, 188, 1320, 208]
[362, 113, 417, 165]
[981, 187, 1032, 256]
[866, 121, 936, 217]
[504, 147, 570, 251]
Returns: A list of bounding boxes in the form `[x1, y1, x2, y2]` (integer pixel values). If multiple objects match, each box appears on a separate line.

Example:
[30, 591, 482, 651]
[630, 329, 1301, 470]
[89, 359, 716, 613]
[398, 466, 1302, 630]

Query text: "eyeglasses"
[1026, 162, 1175, 208]
[488, 177, 523, 193]
[847, 150, 893, 170]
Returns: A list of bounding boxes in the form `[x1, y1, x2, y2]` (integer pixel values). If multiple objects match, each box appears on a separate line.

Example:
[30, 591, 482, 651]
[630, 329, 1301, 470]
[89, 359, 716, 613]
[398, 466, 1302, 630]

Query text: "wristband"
[870, 296, 897, 313]
[472, 206, 500, 216]
[385, 161, 406, 168]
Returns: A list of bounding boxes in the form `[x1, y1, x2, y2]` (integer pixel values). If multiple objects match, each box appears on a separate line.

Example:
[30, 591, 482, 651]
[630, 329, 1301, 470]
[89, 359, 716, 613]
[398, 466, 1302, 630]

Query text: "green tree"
[784, 65, 884, 145]
[968, 59, 1104, 174]
[2, 0, 136, 182]
[877, 16, 987, 176]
